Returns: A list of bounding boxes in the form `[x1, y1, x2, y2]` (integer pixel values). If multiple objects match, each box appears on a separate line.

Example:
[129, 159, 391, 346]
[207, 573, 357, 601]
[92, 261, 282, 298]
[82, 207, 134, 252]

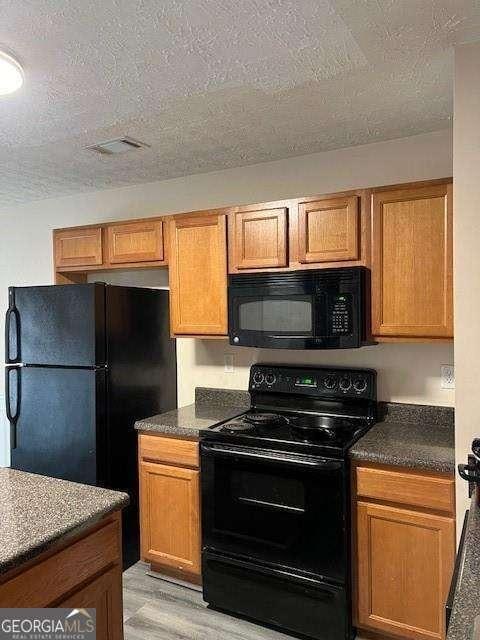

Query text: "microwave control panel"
[329, 294, 353, 336]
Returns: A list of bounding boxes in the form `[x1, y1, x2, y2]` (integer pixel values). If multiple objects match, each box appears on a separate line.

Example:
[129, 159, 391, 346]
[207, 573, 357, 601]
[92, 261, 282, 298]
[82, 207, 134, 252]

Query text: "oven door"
[200, 442, 348, 583]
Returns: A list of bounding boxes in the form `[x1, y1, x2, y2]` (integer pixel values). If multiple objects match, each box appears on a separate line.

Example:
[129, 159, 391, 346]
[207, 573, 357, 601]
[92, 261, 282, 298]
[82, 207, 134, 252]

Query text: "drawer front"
[0, 516, 121, 607]
[356, 466, 454, 514]
[139, 433, 199, 468]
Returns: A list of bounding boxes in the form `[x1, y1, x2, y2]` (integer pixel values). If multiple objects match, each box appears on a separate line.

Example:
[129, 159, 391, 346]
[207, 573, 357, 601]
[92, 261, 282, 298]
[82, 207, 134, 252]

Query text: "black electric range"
[200, 364, 377, 640]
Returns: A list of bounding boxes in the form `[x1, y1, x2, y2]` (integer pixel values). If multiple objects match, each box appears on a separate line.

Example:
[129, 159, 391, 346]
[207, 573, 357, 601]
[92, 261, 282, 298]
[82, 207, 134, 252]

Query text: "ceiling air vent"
[86, 137, 150, 155]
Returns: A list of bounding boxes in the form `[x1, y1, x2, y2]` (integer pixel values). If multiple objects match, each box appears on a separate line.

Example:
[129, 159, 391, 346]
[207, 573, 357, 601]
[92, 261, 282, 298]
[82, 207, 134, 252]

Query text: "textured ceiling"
[1, 0, 479, 206]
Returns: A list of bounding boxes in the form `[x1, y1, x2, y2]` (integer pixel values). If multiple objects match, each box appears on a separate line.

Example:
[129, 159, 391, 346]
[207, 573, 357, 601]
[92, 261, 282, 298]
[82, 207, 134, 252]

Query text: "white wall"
[0, 129, 454, 464]
[454, 42, 480, 525]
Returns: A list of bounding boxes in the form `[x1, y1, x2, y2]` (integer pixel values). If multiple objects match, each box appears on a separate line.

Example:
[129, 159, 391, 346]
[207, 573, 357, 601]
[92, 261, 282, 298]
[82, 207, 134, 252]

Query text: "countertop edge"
[0, 489, 129, 578]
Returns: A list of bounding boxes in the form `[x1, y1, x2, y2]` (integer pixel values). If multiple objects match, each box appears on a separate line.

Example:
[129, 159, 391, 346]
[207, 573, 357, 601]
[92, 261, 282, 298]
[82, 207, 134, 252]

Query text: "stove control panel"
[249, 364, 376, 400]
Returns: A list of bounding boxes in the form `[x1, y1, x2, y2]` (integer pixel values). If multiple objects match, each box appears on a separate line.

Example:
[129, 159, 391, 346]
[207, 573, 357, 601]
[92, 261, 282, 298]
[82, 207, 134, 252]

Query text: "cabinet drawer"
[356, 466, 454, 514]
[139, 433, 199, 468]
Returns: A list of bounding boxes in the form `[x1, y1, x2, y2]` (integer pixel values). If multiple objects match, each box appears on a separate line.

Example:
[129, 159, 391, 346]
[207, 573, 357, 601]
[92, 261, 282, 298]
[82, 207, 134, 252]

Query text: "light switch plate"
[441, 365, 455, 390]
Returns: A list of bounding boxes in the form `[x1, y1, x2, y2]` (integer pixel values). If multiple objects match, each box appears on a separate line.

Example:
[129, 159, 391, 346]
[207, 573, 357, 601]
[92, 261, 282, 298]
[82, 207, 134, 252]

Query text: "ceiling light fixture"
[0, 50, 24, 95]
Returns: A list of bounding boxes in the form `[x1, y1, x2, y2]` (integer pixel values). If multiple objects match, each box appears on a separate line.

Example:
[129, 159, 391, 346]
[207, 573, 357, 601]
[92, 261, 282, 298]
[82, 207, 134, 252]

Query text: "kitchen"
[0, 3, 479, 640]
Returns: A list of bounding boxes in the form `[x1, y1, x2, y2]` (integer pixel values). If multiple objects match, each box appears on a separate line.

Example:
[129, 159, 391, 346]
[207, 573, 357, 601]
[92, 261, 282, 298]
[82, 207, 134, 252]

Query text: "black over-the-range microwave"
[228, 267, 370, 350]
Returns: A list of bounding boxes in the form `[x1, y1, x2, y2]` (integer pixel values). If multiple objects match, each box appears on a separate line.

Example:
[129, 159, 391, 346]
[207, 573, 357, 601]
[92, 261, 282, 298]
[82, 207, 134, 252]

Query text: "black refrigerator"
[5, 283, 177, 567]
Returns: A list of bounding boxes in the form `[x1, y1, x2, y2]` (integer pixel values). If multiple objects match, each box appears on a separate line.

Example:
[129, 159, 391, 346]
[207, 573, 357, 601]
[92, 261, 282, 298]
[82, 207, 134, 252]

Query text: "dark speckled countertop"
[0, 468, 129, 576]
[350, 402, 455, 473]
[447, 491, 480, 640]
[135, 387, 250, 437]
[136, 390, 454, 475]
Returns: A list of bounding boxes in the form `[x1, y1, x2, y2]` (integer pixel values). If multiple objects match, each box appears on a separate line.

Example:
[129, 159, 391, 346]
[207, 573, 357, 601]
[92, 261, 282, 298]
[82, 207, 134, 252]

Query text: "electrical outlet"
[441, 365, 455, 390]
[224, 354, 234, 373]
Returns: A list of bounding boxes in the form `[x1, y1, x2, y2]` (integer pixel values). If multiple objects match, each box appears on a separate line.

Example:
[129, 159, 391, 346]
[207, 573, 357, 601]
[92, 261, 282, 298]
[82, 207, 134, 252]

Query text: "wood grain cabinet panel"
[140, 460, 201, 578]
[54, 227, 103, 268]
[356, 466, 455, 514]
[371, 182, 453, 339]
[107, 220, 165, 264]
[139, 433, 199, 468]
[231, 207, 288, 269]
[357, 501, 455, 640]
[58, 566, 123, 640]
[168, 213, 228, 335]
[298, 196, 359, 263]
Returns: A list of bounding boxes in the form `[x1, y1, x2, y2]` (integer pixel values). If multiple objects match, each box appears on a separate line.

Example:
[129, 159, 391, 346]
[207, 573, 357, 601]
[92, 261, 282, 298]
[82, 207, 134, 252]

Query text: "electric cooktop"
[203, 364, 378, 458]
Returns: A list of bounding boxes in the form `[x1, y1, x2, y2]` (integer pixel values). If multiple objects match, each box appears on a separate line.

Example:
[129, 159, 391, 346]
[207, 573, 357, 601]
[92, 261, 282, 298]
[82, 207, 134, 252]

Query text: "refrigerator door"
[105, 285, 177, 567]
[8, 366, 106, 485]
[6, 284, 105, 367]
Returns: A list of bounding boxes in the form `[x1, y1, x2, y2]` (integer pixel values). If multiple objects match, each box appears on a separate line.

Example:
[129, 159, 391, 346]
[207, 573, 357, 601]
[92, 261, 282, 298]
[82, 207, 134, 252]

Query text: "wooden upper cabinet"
[230, 207, 288, 270]
[357, 501, 454, 640]
[298, 196, 360, 264]
[107, 219, 165, 265]
[54, 226, 103, 268]
[371, 182, 453, 339]
[168, 213, 228, 335]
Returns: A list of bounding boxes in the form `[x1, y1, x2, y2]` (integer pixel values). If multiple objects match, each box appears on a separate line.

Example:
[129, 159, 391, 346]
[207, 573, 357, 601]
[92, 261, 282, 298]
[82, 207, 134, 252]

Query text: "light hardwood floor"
[122, 562, 291, 640]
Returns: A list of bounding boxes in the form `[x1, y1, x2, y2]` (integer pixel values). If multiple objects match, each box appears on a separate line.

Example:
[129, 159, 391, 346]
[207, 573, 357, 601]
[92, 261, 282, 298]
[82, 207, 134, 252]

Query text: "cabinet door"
[107, 219, 165, 264]
[140, 460, 201, 577]
[54, 227, 103, 268]
[298, 196, 359, 263]
[231, 207, 287, 269]
[57, 566, 123, 640]
[357, 501, 454, 640]
[372, 183, 453, 338]
[168, 213, 228, 335]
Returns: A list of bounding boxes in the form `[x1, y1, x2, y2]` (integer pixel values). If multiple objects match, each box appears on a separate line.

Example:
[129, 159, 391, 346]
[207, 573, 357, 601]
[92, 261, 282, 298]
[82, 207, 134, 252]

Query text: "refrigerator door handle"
[5, 289, 20, 364]
[5, 366, 21, 449]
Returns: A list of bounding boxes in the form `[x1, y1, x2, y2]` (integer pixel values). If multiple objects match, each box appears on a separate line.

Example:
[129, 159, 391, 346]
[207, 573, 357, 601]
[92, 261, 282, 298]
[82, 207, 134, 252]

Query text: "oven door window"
[236, 296, 313, 335]
[202, 447, 346, 582]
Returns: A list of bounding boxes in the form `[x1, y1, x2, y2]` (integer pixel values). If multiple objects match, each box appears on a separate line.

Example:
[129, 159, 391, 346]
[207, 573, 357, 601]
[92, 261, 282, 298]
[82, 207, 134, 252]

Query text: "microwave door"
[230, 292, 315, 348]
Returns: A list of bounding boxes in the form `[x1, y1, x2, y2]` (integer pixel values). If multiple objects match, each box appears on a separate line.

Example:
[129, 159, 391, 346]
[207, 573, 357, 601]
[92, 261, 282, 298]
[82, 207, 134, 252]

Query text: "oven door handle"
[201, 443, 342, 471]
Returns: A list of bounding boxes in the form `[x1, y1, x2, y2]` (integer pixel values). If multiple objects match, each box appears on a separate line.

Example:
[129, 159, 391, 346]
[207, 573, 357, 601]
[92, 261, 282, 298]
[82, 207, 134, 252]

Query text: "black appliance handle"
[204, 551, 338, 591]
[5, 289, 20, 364]
[472, 438, 480, 462]
[458, 462, 480, 484]
[201, 443, 342, 471]
[5, 366, 21, 449]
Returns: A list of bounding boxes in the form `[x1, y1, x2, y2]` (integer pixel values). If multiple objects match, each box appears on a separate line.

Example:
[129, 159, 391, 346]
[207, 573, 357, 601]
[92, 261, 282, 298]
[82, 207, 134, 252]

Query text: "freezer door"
[8, 366, 106, 486]
[6, 284, 105, 366]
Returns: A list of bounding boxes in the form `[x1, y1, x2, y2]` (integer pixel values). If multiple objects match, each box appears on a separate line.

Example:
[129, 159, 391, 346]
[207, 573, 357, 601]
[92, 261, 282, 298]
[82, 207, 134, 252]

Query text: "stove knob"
[323, 374, 337, 390]
[265, 373, 276, 386]
[339, 376, 351, 392]
[353, 377, 367, 393]
[253, 371, 264, 385]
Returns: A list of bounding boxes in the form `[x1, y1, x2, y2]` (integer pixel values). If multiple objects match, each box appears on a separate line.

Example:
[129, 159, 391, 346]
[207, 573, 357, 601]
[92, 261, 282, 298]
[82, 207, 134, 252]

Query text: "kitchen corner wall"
[0, 129, 454, 464]
[454, 41, 480, 526]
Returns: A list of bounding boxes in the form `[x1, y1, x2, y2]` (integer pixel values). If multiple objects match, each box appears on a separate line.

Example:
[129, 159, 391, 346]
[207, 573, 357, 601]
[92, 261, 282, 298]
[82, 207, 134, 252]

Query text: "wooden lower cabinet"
[354, 464, 455, 640]
[139, 434, 201, 583]
[58, 566, 123, 640]
[0, 512, 124, 640]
